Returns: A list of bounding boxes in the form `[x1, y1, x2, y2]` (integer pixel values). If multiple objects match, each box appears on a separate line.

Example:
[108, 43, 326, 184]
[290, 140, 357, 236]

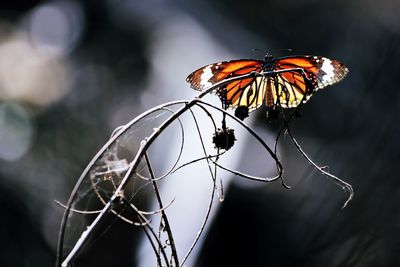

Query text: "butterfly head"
[264, 53, 274, 62]
[263, 53, 275, 70]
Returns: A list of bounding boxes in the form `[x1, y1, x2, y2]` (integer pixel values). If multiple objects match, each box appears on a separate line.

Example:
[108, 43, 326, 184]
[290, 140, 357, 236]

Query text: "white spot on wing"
[321, 59, 335, 82]
[199, 65, 213, 87]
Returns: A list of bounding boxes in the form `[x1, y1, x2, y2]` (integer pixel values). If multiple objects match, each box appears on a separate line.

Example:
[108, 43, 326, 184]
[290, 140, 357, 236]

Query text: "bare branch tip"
[341, 184, 354, 209]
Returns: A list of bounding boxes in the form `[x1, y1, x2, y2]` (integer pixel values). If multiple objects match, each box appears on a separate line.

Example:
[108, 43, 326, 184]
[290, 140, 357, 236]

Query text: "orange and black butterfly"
[186, 55, 348, 120]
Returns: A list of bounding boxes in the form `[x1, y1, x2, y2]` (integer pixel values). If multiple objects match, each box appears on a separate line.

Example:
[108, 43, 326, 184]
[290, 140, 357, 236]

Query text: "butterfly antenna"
[252, 48, 293, 57]
[272, 48, 294, 55]
[251, 48, 268, 54]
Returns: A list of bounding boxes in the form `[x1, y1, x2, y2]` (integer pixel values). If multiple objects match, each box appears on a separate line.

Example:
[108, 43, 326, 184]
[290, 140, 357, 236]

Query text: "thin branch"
[137, 107, 186, 182]
[144, 152, 180, 266]
[179, 107, 219, 267]
[194, 101, 284, 184]
[272, 89, 311, 188]
[211, 160, 282, 183]
[285, 126, 354, 208]
[172, 153, 225, 174]
[54, 200, 103, 215]
[60, 196, 113, 266]
[119, 197, 170, 267]
[191, 102, 225, 200]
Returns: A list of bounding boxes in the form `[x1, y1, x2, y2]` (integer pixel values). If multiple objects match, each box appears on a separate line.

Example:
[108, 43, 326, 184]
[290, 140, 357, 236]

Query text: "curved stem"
[194, 101, 283, 181]
[178, 106, 218, 267]
[119, 197, 170, 266]
[144, 152, 179, 266]
[286, 126, 354, 208]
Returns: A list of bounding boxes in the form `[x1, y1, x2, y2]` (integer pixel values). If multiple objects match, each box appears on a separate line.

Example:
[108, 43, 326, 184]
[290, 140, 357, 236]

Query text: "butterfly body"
[186, 55, 348, 118]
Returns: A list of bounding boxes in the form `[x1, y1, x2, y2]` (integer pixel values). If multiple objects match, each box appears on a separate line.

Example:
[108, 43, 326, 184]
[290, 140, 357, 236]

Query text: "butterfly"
[186, 54, 348, 120]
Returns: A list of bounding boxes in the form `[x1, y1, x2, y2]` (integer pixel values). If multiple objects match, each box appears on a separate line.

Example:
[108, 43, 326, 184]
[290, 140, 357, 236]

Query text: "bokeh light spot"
[28, 0, 84, 56]
[0, 32, 70, 106]
[0, 102, 33, 161]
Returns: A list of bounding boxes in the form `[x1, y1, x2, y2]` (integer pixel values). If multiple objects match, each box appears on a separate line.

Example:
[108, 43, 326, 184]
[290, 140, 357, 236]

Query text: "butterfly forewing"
[186, 60, 263, 91]
[274, 56, 349, 91]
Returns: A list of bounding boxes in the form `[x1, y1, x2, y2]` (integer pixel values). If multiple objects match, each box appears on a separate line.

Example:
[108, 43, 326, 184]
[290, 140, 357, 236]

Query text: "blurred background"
[1, 0, 400, 266]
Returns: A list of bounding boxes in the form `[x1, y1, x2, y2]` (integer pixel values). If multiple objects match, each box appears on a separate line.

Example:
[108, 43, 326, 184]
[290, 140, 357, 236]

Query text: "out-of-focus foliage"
[0, 0, 399, 266]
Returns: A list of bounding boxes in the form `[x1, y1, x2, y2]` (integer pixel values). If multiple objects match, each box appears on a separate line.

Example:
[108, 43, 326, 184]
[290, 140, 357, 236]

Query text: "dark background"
[1, 0, 399, 266]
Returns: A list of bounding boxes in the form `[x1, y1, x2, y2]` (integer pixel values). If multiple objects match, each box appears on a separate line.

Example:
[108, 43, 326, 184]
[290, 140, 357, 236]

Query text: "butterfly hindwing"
[228, 76, 267, 111]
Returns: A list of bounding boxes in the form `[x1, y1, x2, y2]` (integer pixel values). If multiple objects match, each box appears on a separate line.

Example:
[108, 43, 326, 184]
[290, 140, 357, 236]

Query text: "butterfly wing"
[186, 60, 266, 111]
[270, 56, 349, 108]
